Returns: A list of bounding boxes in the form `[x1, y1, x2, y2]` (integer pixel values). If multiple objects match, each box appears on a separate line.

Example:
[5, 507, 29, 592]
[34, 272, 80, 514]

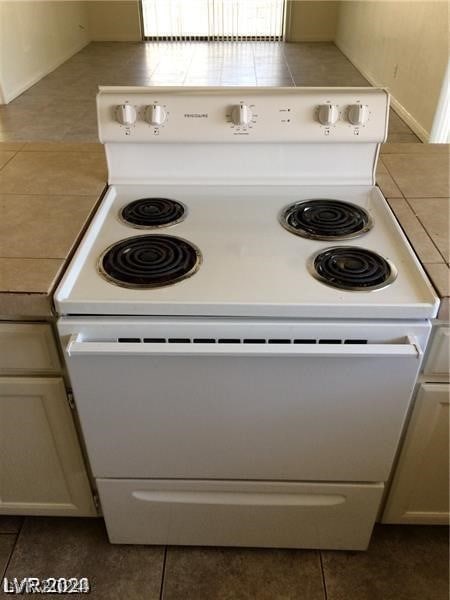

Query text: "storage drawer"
[98, 479, 384, 550]
[423, 326, 449, 378]
[0, 323, 61, 374]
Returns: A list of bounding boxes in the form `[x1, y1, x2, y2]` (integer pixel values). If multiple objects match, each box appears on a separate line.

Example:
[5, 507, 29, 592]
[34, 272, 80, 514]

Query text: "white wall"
[335, 1, 449, 141]
[285, 1, 339, 42]
[87, 1, 141, 42]
[0, 1, 90, 103]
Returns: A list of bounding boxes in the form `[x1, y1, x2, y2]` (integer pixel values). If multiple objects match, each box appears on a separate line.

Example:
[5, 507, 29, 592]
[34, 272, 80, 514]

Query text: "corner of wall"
[0, 81, 6, 105]
[333, 1, 447, 143]
[334, 36, 430, 142]
[87, 1, 142, 42]
[1, 1, 91, 104]
[3, 37, 90, 105]
[285, 1, 338, 43]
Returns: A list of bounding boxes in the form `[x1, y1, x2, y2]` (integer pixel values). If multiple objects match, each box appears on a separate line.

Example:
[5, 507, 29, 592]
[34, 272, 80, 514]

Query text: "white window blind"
[142, 0, 285, 41]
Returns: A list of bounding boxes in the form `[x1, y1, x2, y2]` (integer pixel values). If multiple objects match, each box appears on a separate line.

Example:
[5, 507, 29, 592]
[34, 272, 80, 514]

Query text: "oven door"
[63, 329, 422, 483]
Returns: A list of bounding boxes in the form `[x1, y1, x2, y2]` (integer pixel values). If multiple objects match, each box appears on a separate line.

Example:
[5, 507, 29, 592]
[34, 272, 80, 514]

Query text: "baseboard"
[285, 36, 335, 43]
[2, 38, 90, 104]
[90, 36, 142, 42]
[388, 97, 429, 143]
[335, 39, 430, 142]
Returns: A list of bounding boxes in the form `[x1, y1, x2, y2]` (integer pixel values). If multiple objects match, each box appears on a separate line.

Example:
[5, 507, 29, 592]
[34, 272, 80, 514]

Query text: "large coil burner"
[99, 234, 201, 288]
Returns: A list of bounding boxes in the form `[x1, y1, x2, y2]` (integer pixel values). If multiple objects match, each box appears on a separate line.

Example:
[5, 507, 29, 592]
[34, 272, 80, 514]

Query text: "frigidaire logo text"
[184, 113, 208, 118]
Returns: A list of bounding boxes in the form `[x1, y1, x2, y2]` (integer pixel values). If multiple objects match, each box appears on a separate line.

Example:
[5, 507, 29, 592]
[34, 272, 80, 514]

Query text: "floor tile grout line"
[181, 44, 196, 86]
[384, 199, 446, 267]
[0, 256, 66, 260]
[282, 49, 296, 87]
[0, 192, 105, 197]
[403, 201, 448, 263]
[378, 161, 448, 262]
[380, 158, 407, 201]
[158, 546, 168, 600]
[1, 518, 25, 581]
[319, 551, 329, 600]
[412, 213, 447, 264]
[251, 43, 258, 88]
[0, 151, 18, 173]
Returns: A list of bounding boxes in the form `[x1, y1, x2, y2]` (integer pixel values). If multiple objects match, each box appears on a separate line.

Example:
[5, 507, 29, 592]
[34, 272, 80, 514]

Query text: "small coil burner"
[280, 199, 372, 240]
[120, 198, 186, 228]
[309, 246, 397, 291]
[99, 234, 201, 288]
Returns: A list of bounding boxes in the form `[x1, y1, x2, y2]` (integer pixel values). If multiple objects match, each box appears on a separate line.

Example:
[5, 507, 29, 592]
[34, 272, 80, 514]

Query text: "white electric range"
[55, 87, 439, 550]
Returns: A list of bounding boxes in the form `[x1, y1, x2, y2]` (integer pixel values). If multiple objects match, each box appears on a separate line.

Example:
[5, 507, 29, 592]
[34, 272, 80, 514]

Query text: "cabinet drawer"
[0, 323, 61, 374]
[423, 326, 449, 378]
[98, 478, 383, 550]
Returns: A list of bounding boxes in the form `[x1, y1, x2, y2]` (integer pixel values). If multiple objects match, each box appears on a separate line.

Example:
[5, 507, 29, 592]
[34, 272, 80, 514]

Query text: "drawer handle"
[132, 490, 346, 507]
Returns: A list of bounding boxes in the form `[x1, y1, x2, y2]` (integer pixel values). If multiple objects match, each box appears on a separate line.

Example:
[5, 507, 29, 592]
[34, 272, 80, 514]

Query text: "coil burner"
[120, 198, 186, 228]
[309, 246, 397, 291]
[99, 234, 201, 288]
[281, 199, 372, 240]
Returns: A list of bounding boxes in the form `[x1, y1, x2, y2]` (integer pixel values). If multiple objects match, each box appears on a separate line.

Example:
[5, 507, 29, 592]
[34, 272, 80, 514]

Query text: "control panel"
[97, 87, 389, 143]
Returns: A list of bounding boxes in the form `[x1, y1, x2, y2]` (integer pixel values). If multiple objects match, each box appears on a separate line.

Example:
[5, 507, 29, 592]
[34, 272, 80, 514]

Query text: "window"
[141, 0, 285, 41]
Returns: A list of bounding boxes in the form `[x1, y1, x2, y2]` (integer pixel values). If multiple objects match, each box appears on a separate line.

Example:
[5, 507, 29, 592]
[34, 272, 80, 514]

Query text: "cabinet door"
[0, 377, 96, 516]
[0, 323, 61, 375]
[382, 383, 449, 524]
[422, 326, 450, 380]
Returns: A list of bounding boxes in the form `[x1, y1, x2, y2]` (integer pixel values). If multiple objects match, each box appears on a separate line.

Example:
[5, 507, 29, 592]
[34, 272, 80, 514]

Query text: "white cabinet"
[383, 322, 450, 525]
[422, 325, 450, 379]
[0, 323, 96, 516]
[382, 383, 449, 524]
[0, 323, 61, 375]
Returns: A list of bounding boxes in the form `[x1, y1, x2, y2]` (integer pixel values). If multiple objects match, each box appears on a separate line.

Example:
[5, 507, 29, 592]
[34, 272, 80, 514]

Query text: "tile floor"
[0, 517, 447, 599]
[0, 41, 420, 143]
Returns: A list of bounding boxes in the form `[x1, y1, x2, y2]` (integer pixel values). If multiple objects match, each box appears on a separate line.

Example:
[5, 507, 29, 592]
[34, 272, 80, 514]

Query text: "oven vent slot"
[118, 337, 369, 345]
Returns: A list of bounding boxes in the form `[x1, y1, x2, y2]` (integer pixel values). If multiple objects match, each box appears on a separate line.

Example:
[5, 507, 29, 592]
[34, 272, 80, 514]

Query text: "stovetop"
[54, 183, 438, 319]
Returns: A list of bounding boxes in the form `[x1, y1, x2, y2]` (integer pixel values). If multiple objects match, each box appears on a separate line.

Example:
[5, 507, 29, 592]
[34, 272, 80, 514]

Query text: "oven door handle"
[66, 335, 421, 358]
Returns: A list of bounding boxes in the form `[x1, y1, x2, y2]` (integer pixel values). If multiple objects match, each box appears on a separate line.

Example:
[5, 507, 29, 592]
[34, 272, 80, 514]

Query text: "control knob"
[231, 104, 253, 126]
[348, 104, 369, 126]
[317, 104, 339, 126]
[115, 104, 136, 126]
[146, 104, 167, 126]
